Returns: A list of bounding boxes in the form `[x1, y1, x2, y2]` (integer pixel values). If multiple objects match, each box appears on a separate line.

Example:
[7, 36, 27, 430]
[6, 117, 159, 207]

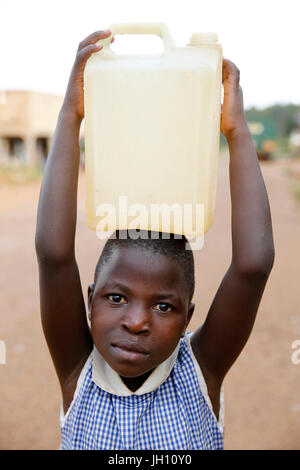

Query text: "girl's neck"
[120, 369, 154, 392]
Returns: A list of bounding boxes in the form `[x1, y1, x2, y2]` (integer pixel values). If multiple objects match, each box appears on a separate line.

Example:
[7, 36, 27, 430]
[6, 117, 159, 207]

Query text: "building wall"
[0, 90, 64, 166]
[0, 91, 30, 137]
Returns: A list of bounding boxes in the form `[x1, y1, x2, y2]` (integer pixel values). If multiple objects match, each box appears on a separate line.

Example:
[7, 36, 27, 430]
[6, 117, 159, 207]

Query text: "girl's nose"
[121, 307, 150, 334]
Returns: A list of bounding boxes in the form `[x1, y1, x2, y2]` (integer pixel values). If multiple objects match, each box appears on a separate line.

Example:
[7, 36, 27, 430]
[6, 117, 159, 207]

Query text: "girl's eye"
[107, 294, 127, 304]
[153, 303, 173, 313]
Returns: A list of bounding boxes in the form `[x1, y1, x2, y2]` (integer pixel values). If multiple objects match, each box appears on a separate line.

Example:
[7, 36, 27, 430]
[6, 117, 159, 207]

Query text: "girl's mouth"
[111, 342, 150, 361]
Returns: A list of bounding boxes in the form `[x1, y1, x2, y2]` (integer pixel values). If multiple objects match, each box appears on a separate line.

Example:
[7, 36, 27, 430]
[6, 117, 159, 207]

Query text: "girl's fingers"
[222, 59, 233, 83]
[75, 43, 103, 67]
[76, 31, 115, 66]
[222, 58, 240, 87]
[75, 34, 114, 67]
[77, 30, 112, 52]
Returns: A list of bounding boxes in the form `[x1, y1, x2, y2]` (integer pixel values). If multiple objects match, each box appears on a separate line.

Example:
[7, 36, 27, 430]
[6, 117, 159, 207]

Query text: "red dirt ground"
[0, 155, 300, 449]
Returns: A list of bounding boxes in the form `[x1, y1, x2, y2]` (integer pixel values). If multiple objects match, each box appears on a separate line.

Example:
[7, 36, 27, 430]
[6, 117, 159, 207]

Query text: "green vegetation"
[221, 103, 300, 158]
[246, 104, 299, 138]
[285, 166, 300, 201]
[0, 164, 43, 185]
[291, 179, 300, 201]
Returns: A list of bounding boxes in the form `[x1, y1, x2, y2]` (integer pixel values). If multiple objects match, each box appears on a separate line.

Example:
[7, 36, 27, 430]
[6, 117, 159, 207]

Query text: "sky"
[0, 0, 299, 109]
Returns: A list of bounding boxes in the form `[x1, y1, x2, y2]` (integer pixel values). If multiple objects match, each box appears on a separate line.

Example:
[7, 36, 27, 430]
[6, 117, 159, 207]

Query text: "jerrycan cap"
[188, 32, 219, 45]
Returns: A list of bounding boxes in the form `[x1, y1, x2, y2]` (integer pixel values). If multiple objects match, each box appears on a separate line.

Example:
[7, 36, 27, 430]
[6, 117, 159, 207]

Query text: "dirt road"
[0, 155, 300, 449]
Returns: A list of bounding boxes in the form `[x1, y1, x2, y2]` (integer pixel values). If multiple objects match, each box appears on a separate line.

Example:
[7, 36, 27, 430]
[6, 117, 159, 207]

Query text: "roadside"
[0, 156, 300, 449]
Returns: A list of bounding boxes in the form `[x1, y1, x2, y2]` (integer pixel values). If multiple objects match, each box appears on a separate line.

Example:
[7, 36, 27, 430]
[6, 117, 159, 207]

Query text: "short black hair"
[94, 230, 195, 301]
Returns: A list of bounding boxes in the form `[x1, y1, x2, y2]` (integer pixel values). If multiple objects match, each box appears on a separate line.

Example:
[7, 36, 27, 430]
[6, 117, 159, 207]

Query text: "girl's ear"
[88, 283, 95, 320]
[182, 301, 195, 337]
[187, 301, 195, 324]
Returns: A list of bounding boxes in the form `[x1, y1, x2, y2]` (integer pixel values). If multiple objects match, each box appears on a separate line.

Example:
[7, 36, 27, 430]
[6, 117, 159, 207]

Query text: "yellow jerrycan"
[84, 23, 222, 237]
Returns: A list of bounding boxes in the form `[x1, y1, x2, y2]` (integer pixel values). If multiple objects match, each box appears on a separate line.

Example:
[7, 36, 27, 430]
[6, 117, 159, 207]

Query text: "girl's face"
[89, 246, 194, 382]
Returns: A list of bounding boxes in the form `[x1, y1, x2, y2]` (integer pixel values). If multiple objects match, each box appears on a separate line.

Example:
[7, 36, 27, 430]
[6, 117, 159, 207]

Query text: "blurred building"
[248, 119, 276, 160]
[0, 90, 64, 166]
[289, 110, 300, 154]
[290, 129, 300, 149]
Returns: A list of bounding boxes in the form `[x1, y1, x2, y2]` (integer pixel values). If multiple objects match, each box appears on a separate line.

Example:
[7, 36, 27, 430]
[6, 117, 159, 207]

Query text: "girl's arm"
[35, 31, 113, 409]
[191, 59, 275, 417]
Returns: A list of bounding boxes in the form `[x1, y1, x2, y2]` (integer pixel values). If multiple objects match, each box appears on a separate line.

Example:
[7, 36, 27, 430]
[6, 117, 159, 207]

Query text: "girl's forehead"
[95, 246, 187, 294]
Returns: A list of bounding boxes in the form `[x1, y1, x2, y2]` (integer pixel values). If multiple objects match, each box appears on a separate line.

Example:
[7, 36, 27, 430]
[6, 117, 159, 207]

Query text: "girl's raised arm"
[35, 31, 113, 411]
[191, 59, 275, 419]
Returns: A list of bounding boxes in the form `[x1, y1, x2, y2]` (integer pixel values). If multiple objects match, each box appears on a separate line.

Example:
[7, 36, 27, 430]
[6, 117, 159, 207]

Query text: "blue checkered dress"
[60, 333, 224, 449]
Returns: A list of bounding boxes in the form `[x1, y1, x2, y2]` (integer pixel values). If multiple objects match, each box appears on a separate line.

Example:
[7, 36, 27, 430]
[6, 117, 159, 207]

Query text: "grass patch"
[284, 161, 300, 202]
[290, 179, 300, 201]
[0, 165, 43, 185]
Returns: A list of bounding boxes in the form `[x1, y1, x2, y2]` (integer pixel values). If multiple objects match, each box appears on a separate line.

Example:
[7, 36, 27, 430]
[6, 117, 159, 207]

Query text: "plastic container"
[83, 23, 222, 237]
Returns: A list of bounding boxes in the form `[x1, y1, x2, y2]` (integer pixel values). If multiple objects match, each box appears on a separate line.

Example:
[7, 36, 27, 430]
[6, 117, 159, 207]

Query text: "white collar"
[92, 341, 180, 396]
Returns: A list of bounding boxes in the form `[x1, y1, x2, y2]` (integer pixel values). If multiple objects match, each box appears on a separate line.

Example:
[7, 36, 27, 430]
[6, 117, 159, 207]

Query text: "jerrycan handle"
[101, 22, 175, 52]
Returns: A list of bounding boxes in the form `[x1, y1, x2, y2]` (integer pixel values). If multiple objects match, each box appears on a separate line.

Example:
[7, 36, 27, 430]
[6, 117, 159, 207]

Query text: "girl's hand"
[62, 30, 114, 121]
[221, 59, 248, 141]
